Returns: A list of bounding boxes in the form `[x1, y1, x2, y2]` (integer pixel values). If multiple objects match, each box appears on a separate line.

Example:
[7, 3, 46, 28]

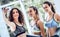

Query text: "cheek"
[12, 14, 15, 18]
[12, 13, 19, 18]
[16, 13, 19, 18]
[29, 13, 32, 17]
[29, 13, 32, 16]
[44, 8, 49, 12]
[31, 12, 34, 16]
[17, 13, 19, 16]
[32, 11, 35, 15]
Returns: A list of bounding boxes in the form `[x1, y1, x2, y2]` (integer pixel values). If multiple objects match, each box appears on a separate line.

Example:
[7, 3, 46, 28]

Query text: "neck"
[48, 11, 54, 16]
[14, 18, 19, 23]
[33, 15, 39, 21]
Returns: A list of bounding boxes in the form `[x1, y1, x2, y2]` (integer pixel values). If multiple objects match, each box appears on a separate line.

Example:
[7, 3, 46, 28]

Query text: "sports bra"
[45, 14, 58, 28]
[12, 22, 26, 37]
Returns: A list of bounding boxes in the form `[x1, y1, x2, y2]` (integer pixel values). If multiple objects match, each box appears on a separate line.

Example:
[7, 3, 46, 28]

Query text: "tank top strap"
[13, 22, 20, 27]
[13, 22, 17, 26]
[35, 19, 40, 30]
[52, 14, 59, 24]
[52, 14, 55, 19]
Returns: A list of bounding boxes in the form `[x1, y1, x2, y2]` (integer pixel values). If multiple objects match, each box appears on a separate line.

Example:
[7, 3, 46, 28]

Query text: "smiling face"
[43, 4, 51, 13]
[28, 8, 36, 17]
[12, 9, 19, 20]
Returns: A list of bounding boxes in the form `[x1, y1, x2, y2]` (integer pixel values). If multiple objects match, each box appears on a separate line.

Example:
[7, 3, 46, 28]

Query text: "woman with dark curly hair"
[2, 8, 26, 37]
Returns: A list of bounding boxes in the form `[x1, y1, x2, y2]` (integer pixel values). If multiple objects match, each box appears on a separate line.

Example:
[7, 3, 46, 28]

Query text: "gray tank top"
[13, 22, 26, 37]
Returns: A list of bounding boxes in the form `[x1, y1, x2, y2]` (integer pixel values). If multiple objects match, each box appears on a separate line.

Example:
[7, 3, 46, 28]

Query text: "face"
[28, 8, 36, 17]
[43, 4, 51, 13]
[12, 9, 19, 19]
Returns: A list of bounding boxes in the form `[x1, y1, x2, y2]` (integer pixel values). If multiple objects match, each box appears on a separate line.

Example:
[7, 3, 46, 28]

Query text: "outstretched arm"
[2, 8, 16, 32]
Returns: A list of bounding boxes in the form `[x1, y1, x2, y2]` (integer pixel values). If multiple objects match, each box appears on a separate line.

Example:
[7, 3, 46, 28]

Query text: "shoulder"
[9, 22, 16, 32]
[37, 20, 43, 25]
[54, 13, 59, 19]
[9, 22, 16, 27]
[54, 13, 59, 17]
[54, 13, 60, 21]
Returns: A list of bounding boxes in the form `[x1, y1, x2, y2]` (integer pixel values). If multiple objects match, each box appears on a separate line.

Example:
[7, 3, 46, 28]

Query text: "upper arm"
[10, 22, 16, 32]
[3, 12, 15, 27]
[55, 13, 60, 22]
[37, 20, 44, 29]
[4, 17, 13, 27]
[4, 19, 16, 32]
[4, 19, 16, 29]
[37, 20, 43, 26]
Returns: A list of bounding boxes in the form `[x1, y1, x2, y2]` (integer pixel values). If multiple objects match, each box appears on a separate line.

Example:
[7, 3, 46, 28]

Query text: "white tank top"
[29, 20, 40, 35]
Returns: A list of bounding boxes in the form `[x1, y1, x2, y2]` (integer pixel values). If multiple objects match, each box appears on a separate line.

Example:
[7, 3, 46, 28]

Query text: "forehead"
[43, 4, 49, 7]
[13, 9, 18, 12]
[29, 8, 33, 10]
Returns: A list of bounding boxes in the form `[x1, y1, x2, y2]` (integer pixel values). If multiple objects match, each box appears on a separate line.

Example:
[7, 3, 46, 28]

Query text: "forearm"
[40, 24, 45, 37]
[33, 31, 41, 35]
[3, 12, 11, 26]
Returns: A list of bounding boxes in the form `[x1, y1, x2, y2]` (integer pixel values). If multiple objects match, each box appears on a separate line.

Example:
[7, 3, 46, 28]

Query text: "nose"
[14, 12, 17, 14]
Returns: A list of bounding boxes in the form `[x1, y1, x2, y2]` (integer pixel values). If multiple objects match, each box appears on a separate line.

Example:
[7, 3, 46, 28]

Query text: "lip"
[13, 14, 19, 17]
[45, 9, 48, 12]
[15, 15, 19, 17]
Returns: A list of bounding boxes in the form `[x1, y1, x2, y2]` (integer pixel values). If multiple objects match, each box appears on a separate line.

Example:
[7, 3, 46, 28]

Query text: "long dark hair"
[9, 8, 24, 24]
[29, 6, 38, 15]
[43, 1, 55, 13]
[29, 6, 40, 21]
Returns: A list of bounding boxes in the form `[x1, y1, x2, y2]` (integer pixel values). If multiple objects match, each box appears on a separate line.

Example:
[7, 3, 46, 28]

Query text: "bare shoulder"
[9, 22, 16, 32]
[54, 13, 60, 21]
[9, 22, 16, 27]
[54, 13, 59, 19]
[55, 13, 59, 17]
[37, 20, 43, 25]
[7, 22, 16, 29]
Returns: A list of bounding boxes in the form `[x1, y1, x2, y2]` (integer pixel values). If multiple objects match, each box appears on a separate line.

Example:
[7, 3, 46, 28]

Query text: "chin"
[14, 17, 18, 19]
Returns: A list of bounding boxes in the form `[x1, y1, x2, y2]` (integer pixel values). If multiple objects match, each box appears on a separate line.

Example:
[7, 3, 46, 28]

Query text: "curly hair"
[9, 8, 24, 24]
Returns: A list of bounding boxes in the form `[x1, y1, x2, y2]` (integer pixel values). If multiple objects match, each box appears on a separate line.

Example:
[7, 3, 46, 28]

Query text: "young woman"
[28, 6, 45, 37]
[2, 8, 26, 37]
[43, 1, 60, 37]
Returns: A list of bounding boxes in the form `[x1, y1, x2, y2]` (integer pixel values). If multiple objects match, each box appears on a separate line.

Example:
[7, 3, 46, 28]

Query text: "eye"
[43, 6, 47, 9]
[30, 10, 32, 12]
[28, 10, 32, 13]
[12, 12, 15, 14]
[16, 11, 18, 13]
